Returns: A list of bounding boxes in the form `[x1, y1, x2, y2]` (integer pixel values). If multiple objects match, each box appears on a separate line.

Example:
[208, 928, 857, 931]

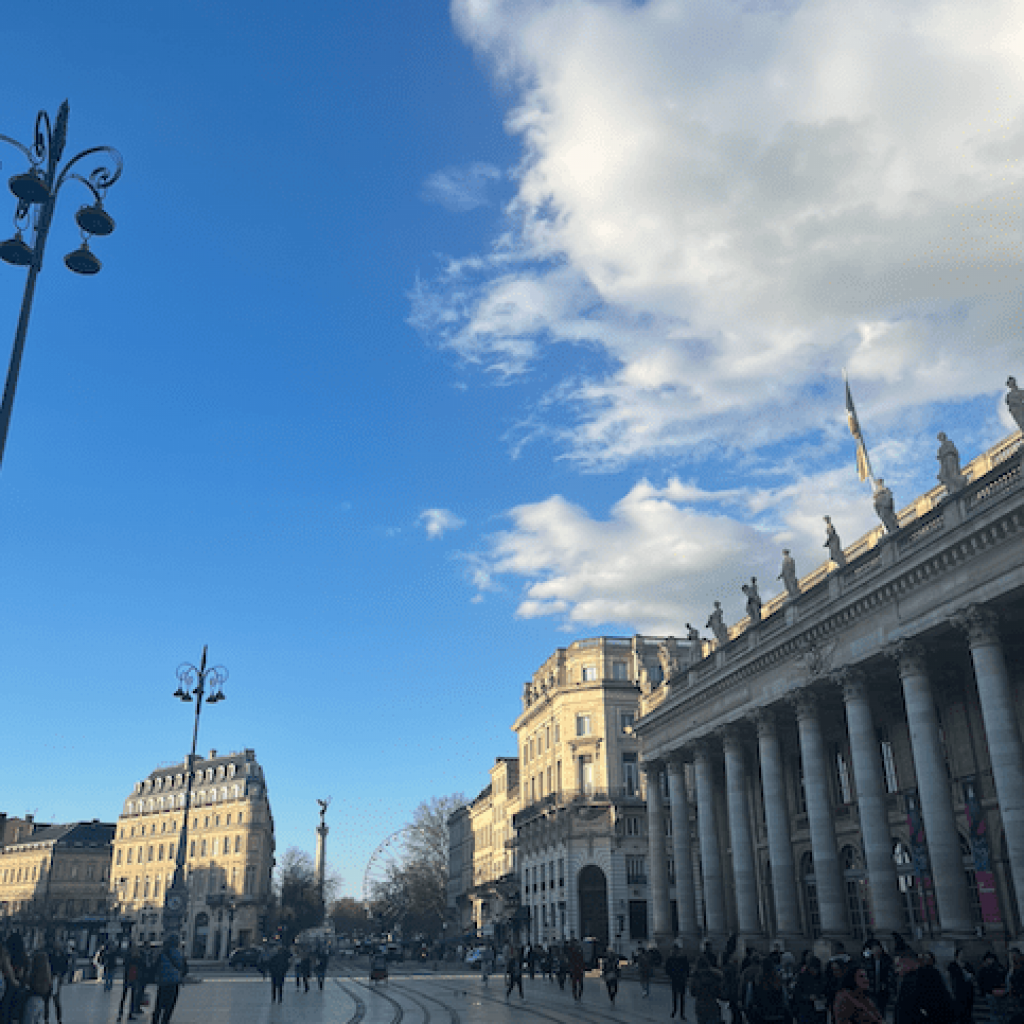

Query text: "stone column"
[693, 740, 728, 936]
[722, 726, 761, 936]
[891, 640, 973, 934]
[754, 708, 802, 939]
[956, 607, 1024, 926]
[644, 760, 674, 948]
[666, 756, 700, 942]
[792, 690, 848, 936]
[836, 670, 903, 934]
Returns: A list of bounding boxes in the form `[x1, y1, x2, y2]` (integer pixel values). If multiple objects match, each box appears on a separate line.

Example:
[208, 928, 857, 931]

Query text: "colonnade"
[642, 604, 1024, 948]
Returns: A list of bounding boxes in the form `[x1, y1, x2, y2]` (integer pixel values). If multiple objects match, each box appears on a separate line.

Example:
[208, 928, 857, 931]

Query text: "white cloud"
[422, 163, 503, 212]
[419, 0, 1024, 469]
[468, 446, 962, 634]
[419, 508, 467, 539]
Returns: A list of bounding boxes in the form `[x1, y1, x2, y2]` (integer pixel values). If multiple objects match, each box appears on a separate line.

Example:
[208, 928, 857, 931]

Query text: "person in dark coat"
[894, 942, 955, 1024]
[792, 957, 829, 1024]
[979, 951, 1010, 1024]
[865, 941, 896, 1020]
[666, 945, 692, 1018]
[152, 935, 187, 1024]
[691, 955, 725, 1024]
[747, 959, 792, 1024]
[947, 949, 975, 1024]
[267, 947, 290, 1004]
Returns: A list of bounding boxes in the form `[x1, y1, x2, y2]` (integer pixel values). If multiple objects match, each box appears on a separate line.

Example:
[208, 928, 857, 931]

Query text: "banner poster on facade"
[963, 776, 1002, 924]
[904, 790, 938, 926]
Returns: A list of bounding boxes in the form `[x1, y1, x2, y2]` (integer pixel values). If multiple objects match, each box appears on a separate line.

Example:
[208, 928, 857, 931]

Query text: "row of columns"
[642, 605, 1024, 947]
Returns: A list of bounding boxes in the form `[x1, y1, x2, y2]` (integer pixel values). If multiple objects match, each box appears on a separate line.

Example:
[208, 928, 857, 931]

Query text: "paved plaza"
[59, 960, 691, 1024]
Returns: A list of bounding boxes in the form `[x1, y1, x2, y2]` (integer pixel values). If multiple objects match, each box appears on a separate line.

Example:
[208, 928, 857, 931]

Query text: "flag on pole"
[844, 372, 872, 482]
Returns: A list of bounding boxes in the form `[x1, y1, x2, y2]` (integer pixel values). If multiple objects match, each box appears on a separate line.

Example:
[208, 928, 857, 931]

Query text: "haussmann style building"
[111, 748, 275, 958]
[634, 427, 1024, 959]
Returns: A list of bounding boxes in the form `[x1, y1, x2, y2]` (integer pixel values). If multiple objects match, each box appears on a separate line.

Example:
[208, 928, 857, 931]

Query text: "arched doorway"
[192, 912, 210, 959]
[578, 865, 609, 945]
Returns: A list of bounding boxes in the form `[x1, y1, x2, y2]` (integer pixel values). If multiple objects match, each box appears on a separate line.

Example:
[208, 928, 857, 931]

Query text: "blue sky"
[1, 0, 1021, 900]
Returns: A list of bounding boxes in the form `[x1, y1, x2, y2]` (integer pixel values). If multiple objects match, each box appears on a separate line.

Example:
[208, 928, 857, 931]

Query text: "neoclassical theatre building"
[635, 430, 1024, 956]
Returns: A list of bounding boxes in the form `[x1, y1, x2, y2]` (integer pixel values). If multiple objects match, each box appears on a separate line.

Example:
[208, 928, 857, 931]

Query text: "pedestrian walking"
[315, 950, 328, 990]
[116, 944, 143, 1022]
[667, 944, 692, 1017]
[152, 935, 188, 1024]
[691, 955, 725, 1024]
[554, 945, 568, 990]
[568, 940, 585, 1002]
[480, 945, 494, 988]
[268, 947, 290, 1004]
[602, 947, 620, 1005]
[43, 945, 66, 1024]
[505, 946, 524, 1001]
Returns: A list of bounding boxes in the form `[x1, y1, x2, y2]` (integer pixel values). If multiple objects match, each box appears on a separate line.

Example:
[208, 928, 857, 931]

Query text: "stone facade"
[111, 748, 275, 958]
[635, 431, 1024, 957]
[514, 636, 674, 956]
[468, 758, 521, 944]
[0, 820, 115, 952]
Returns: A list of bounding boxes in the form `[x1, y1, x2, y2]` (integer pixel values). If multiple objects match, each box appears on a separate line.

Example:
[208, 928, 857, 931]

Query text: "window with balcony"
[620, 711, 635, 734]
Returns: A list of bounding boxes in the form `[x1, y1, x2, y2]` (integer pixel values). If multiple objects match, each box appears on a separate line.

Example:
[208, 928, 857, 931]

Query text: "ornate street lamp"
[162, 646, 227, 941]
[0, 101, 122, 471]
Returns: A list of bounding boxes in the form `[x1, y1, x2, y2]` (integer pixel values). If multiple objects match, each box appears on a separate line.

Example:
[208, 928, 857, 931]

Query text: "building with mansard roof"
[111, 747, 274, 958]
[0, 819, 115, 953]
[635, 429, 1024, 958]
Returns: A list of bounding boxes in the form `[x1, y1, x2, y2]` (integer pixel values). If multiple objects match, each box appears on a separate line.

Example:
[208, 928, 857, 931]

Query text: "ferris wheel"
[362, 828, 417, 905]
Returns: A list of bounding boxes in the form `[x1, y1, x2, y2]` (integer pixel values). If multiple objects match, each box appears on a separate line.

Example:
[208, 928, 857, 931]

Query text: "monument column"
[753, 707, 802, 939]
[693, 739, 728, 937]
[792, 690, 848, 936]
[891, 641, 973, 935]
[722, 726, 761, 937]
[956, 607, 1024, 925]
[836, 670, 903, 933]
[644, 760, 674, 948]
[666, 756, 700, 943]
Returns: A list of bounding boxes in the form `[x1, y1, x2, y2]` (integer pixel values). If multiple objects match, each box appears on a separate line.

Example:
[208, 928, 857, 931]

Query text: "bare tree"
[366, 794, 465, 939]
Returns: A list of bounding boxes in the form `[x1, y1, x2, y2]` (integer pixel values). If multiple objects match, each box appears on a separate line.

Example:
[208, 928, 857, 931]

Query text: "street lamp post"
[162, 646, 227, 942]
[0, 101, 122, 471]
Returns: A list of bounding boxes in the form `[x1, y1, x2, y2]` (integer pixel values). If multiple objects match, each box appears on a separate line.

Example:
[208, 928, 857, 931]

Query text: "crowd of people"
[0, 934, 187, 1024]
[466, 933, 1024, 1024]
[679, 935, 1024, 1024]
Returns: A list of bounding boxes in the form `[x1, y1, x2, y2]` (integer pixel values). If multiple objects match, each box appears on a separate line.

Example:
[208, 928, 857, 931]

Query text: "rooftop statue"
[658, 636, 681, 681]
[873, 478, 899, 534]
[742, 576, 762, 623]
[1008, 376, 1024, 432]
[707, 601, 730, 645]
[936, 432, 967, 493]
[685, 622, 702, 663]
[778, 549, 800, 598]
[824, 515, 846, 568]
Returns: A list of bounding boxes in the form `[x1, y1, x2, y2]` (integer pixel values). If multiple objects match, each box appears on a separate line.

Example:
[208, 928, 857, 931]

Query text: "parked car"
[465, 948, 486, 968]
[229, 947, 263, 971]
